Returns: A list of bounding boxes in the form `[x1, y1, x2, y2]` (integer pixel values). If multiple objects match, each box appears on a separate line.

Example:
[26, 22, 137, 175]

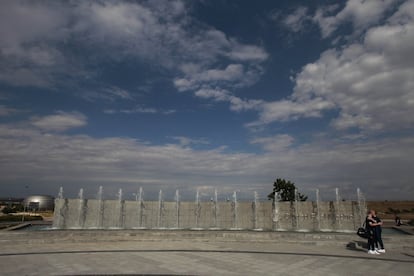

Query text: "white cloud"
[226, 42, 269, 62]
[0, 0, 268, 95]
[174, 64, 246, 92]
[194, 88, 231, 101]
[0, 0, 269, 127]
[175, 63, 264, 113]
[279, 1, 399, 38]
[251, 1, 414, 133]
[228, 96, 263, 112]
[73, 1, 163, 60]
[80, 1, 269, 112]
[251, 98, 334, 126]
[82, 86, 135, 102]
[251, 134, 294, 152]
[170, 136, 210, 147]
[74, 1, 267, 69]
[194, 88, 263, 112]
[313, 0, 398, 37]
[103, 86, 133, 100]
[31, 111, 87, 132]
[200, 64, 245, 82]
[120, 107, 157, 114]
[104, 106, 176, 115]
[174, 64, 264, 99]
[0, 1, 68, 47]
[281, 6, 310, 32]
[174, 78, 195, 92]
[0, 1, 69, 87]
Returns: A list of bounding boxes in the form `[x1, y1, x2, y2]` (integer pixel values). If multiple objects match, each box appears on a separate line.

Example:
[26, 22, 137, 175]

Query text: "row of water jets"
[56, 186, 366, 230]
[58, 187, 239, 229]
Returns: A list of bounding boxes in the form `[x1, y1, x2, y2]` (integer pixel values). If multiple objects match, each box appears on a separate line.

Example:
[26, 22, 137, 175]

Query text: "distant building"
[23, 195, 55, 211]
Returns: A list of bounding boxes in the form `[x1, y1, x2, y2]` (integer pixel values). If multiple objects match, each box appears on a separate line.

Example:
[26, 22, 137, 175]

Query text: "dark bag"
[357, 221, 371, 239]
[357, 227, 369, 239]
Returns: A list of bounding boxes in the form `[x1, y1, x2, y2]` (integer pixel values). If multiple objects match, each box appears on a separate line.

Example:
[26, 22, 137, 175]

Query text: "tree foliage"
[1, 204, 24, 214]
[267, 178, 308, 202]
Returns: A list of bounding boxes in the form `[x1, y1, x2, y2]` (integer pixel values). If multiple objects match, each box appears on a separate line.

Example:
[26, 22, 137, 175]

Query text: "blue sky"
[1, 0, 413, 201]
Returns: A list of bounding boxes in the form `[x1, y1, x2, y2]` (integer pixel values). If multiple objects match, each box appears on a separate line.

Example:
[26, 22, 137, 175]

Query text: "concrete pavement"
[0, 230, 413, 275]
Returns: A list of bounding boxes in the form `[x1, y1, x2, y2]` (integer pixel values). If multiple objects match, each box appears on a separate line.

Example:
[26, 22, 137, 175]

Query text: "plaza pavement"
[0, 230, 413, 275]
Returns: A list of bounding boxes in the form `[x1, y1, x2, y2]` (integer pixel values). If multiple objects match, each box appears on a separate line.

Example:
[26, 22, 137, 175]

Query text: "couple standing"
[366, 210, 386, 255]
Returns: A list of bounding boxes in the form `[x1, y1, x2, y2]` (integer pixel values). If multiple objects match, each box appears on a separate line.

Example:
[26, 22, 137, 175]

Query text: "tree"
[1, 204, 23, 214]
[1, 206, 16, 214]
[267, 178, 308, 202]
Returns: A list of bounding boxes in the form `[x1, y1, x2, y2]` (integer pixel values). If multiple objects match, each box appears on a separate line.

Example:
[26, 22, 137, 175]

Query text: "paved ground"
[394, 225, 414, 235]
[0, 232, 413, 275]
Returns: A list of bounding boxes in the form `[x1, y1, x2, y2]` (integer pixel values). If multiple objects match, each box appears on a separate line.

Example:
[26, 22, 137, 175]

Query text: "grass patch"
[0, 215, 43, 222]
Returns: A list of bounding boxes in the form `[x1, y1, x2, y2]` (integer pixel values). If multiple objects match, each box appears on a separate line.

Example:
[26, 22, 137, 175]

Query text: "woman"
[366, 213, 380, 255]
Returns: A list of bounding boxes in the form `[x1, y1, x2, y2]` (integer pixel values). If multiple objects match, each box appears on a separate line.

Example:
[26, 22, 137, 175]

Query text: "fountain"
[294, 189, 299, 230]
[117, 189, 125, 228]
[213, 189, 218, 228]
[335, 188, 342, 230]
[52, 186, 366, 232]
[357, 188, 366, 225]
[175, 189, 180, 228]
[157, 190, 163, 228]
[53, 187, 66, 228]
[117, 189, 123, 201]
[232, 191, 238, 229]
[138, 187, 144, 228]
[315, 189, 321, 231]
[138, 187, 143, 202]
[97, 186, 104, 228]
[272, 191, 280, 230]
[194, 188, 201, 229]
[77, 188, 86, 228]
[58, 186, 64, 199]
[253, 191, 259, 230]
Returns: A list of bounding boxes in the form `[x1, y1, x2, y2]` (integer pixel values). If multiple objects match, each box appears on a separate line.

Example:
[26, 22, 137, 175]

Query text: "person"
[365, 212, 379, 255]
[371, 210, 385, 253]
[395, 215, 402, 226]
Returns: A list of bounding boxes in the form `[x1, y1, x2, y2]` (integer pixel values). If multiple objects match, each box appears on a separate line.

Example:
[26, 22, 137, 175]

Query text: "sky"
[0, 0, 413, 201]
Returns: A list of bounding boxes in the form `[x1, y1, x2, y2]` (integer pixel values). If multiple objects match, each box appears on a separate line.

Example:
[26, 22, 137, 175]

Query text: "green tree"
[267, 178, 308, 202]
[1, 206, 16, 214]
[1, 204, 24, 214]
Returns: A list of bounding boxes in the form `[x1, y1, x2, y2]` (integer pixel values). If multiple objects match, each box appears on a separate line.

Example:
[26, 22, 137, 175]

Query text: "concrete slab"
[0, 230, 413, 275]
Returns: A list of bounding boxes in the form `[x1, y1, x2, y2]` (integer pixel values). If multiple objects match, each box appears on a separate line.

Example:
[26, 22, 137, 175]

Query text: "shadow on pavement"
[346, 240, 367, 252]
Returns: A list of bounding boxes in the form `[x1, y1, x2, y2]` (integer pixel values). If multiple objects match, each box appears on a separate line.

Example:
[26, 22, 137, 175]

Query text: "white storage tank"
[23, 195, 55, 211]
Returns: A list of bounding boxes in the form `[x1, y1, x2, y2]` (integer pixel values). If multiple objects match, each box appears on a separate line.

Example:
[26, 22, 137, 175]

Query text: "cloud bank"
[1, 114, 413, 200]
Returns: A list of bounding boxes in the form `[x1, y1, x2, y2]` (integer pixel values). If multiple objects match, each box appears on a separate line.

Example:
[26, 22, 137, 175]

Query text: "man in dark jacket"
[371, 209, 385, 253]
[366, 212, 379, 254]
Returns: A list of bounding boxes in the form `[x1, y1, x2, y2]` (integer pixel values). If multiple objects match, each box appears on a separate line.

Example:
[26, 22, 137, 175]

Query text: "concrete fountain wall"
[53, 188, 367, 232]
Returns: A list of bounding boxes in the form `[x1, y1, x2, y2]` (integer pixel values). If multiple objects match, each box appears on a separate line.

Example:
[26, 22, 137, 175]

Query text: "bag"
[357, 227, 369, 239]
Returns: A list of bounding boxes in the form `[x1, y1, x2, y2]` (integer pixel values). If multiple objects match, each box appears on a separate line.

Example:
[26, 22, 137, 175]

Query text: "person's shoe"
[368, 250, 380, 255]
[377, 249, 386, 253]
